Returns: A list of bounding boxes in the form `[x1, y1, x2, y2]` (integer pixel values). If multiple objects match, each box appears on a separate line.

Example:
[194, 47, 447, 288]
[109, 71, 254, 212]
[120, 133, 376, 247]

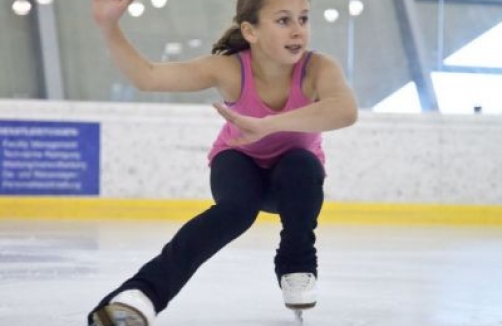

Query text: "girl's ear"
[241, 22, 258, 44]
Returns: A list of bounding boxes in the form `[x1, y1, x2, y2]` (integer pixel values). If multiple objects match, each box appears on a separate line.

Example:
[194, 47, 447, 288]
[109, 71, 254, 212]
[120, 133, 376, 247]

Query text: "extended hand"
[213, 103, 272, 146]
[92, 0, 132, 29]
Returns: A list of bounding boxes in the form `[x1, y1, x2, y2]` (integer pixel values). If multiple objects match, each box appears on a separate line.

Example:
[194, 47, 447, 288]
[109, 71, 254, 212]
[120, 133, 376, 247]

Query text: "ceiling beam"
[393, 0, 439, 111]
[35, 3, 65, 100]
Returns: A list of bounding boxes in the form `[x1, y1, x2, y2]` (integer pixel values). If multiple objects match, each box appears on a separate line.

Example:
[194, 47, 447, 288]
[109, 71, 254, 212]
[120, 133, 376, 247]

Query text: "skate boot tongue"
[281, 273, 317, 310]
[284, 273, 313, 289]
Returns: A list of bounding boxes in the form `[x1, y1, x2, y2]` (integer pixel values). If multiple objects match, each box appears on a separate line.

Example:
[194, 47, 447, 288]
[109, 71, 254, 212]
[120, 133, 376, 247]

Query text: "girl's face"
[247, 0, 311, 64]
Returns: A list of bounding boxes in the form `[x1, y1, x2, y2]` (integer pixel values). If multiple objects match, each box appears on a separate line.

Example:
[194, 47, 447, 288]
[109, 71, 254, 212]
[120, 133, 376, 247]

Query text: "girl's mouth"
[285, 45, 302, 54]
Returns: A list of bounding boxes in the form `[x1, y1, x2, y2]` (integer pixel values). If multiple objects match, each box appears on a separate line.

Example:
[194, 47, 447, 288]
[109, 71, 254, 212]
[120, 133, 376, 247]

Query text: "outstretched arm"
[213, 54, 358, 146]
[92, 0, 219, 92]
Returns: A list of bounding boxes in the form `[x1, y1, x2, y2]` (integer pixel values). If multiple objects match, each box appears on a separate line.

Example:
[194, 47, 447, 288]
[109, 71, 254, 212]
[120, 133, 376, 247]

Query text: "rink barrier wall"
[1, 99, 502, 225]
[1, 100, 501, 205]
[1, 198, 501, 226]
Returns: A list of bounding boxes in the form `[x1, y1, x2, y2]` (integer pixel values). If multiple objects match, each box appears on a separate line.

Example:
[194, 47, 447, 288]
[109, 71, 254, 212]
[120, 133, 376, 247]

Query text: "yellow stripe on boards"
[0, 197, 501, 226]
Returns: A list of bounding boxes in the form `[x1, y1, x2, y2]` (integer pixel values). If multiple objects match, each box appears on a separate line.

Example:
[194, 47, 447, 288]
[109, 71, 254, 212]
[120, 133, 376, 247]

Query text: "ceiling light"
[151, 0, 168, 8]
[188, 39, 202, 48]
[12, 0, 32, 16]
[324, 9, 339, 23]
[128, 1, 145, 17]
[349, 0, 364, 17]
[164, 43, 183, 55]
[36, 0, 54, 4]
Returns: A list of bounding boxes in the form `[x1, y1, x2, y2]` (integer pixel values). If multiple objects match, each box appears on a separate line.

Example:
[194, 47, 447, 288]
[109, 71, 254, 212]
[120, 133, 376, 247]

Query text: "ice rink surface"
[1, 218, 502, 326]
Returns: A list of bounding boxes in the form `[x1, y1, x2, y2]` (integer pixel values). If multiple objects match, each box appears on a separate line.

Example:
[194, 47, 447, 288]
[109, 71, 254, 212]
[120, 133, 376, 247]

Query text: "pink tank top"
[208, 50, 325, 169]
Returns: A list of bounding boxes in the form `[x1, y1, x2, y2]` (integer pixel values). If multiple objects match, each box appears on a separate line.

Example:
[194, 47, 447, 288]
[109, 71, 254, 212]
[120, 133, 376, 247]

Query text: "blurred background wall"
[0, 0, 501, 214]
[1, 0, 501, 113]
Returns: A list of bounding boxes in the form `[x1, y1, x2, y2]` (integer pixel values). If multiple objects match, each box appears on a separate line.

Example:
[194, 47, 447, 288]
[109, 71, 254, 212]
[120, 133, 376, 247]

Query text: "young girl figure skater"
[89, 0, 357, 325]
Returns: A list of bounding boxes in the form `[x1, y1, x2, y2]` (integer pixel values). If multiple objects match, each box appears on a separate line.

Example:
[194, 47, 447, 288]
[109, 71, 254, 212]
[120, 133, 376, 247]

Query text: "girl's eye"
[277, 17, 289, 25]
[277, 16, 309, 25]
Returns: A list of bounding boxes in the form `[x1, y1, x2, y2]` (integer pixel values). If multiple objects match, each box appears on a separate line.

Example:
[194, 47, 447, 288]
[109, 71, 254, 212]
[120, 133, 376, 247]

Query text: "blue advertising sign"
[0, 120, 100, 196]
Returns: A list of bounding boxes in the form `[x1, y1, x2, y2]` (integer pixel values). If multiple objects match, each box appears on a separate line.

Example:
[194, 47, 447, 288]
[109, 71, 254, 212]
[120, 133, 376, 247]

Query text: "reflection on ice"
[0, 219, 501, 326]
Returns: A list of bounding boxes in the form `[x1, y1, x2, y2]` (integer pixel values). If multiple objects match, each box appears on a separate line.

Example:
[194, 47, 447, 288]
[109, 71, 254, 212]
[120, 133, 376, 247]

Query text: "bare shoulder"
[202, 54, 242, 101]
[301, 52, 346, 99]
[306, 52, 345, 82]
[206, 54, 241, 80]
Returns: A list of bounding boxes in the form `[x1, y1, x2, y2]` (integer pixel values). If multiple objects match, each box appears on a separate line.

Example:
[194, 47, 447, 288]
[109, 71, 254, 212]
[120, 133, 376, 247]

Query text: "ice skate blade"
[294, 310, 304, 324]
[92, 303, 148, 326]
[285, 302, 316, 310]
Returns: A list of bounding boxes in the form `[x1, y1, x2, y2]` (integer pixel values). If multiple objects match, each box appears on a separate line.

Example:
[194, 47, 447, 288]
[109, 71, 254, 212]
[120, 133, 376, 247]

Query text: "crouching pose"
[89, 0, 358, 325]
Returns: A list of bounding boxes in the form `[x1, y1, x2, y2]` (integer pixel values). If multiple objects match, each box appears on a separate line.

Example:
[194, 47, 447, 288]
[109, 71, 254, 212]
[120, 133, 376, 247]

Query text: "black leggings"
[88, 148, 324, 320]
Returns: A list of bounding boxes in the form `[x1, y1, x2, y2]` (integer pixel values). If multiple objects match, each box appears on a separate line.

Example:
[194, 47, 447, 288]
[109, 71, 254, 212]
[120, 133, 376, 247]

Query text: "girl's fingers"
[212, 103, 259, 146]
[213, 103, 237, 123]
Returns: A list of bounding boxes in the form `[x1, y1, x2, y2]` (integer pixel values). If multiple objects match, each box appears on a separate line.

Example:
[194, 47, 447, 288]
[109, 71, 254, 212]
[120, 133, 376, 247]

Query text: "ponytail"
[212, 0, 265, 55]
[212, 25, 250, 56]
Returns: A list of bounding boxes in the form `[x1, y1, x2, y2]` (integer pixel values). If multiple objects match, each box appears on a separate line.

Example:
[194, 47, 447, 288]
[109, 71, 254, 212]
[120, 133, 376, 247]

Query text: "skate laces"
[283, 273, 314, 291]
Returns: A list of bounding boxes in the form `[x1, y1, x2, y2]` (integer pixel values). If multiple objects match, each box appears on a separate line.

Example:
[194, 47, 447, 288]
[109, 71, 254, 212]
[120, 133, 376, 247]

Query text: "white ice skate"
[91, 290, 156, 326]
[280, 273, 317, 324]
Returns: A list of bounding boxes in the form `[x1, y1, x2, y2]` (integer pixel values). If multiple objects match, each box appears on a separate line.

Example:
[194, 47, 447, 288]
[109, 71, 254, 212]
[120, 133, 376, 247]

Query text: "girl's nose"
[291, 23, 303, 38]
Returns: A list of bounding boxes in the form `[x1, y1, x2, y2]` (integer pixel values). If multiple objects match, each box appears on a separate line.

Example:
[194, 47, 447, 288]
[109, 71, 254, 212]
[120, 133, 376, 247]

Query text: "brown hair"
[211, 0, 266, 55]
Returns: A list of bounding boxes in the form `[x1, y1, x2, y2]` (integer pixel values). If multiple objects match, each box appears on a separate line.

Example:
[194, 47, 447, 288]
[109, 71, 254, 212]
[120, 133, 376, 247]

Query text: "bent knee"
[214, 201, 260, 230]
[274, 149, 325, 181]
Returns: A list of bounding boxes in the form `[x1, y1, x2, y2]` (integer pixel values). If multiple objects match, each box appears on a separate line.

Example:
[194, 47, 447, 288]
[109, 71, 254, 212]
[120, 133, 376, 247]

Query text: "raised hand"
[92, 0, 132, 30]
[213, 102, 272, 146]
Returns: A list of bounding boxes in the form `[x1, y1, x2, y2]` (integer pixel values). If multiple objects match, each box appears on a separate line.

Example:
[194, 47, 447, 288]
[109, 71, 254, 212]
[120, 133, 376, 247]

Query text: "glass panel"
[444, 22, 502, 68]
[1, 0, 501, 115]
[315, 0, 412, 110]
[432, 72, 502, 114]
[53, 0, 414, 106]
[55, 0, 233, 103]
[441, 1, 502, 70]
[380, 0, 502, 114]
[0, 1, 40, 99]
[438, 1, 502, 114]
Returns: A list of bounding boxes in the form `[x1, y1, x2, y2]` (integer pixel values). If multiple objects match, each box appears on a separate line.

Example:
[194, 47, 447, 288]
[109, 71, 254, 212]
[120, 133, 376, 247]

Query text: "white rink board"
[1, 99, 501, 204]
